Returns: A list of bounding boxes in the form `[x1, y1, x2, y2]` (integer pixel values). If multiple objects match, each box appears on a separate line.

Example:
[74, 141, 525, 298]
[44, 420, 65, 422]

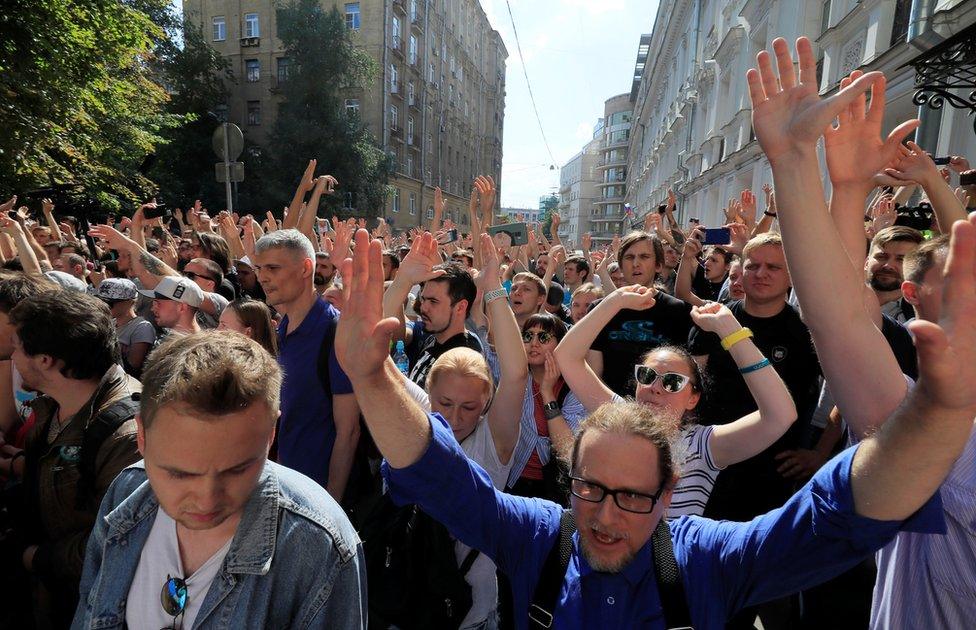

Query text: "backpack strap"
[526, 512, 693, 629]
[651, 518, 693, 629]
[458, 547, 481, 576]
[76, 396, 139, 510]
[527, 510, 576, 629]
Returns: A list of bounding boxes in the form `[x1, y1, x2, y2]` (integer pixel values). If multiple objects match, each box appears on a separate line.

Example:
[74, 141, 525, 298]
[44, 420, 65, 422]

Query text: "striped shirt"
[869, 423, 976, 629]
[668, 424, 724, 519]
[506, 377, 588, 488]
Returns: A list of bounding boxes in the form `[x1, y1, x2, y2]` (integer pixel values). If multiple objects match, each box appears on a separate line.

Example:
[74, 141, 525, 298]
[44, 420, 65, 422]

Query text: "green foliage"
[539, 193, 559, 238]
[0, 0, 180, 213]
[244, 0, 389, 216]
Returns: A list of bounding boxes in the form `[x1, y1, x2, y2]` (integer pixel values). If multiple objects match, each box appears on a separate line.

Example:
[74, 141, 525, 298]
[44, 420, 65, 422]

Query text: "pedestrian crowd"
[1, 37, 975, 630]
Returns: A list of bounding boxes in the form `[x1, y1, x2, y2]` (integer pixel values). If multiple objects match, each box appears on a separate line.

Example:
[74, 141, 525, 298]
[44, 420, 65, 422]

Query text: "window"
[426, 206, 434, 219]
[407, 155, 414, 178]
[345, 99, 360, 116]
[245, 59, 260, 82]
[390, 64, 399, 92]
[410, 0, 418, 22]
[244, 13, 260, 38]
[212, 16, 226, 41]
[407, 81, 415, 106]
[345, 3, 361, 30]
[277, 57, 291, 83]
[392, 16, 401, 49]
[390, 104, 399, 128]
[247, 100, 261, 126]
[409, 192, 417, 215]
[392, 188, 401, 213]
[409, 35, 418, 65]
[820, 0, 831, 34]
[407, 117, 414, 144]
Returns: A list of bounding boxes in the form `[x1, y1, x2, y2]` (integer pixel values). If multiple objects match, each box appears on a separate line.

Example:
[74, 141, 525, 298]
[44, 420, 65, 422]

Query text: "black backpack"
[526, 511, 693, 629]
[354, 491, 481, 629]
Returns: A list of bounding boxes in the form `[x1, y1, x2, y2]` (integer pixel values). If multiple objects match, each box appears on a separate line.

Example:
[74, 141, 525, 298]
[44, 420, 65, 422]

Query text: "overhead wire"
[503, 0, 558, 168]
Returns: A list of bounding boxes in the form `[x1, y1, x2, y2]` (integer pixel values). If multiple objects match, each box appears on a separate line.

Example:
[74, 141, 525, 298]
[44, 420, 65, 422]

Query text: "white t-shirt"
[125, 508, 233, 630]
[408, 379, 513, 628]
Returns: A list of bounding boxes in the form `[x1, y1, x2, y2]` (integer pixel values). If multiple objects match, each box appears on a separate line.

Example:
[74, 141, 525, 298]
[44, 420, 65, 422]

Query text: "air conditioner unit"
[240, 36, 259, 47]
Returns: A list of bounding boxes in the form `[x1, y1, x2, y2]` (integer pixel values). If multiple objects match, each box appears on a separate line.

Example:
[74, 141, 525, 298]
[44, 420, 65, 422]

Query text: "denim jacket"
[72, 461, 366, 629]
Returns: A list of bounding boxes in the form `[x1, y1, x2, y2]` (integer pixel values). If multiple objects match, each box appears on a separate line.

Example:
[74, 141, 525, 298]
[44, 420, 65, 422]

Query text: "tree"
[0, 0, 179, 213]
[246, 0, 389, 216]
[147, 16, 232, 208]
[539, 193, 559, 238]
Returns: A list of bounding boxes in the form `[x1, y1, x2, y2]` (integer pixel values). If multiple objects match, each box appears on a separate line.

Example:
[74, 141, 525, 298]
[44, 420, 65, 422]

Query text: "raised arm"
[690, 302, 798, 468]
[750, 37, 910, 437]
[382, 232, 444, 342]
[88, 224, 180, 290]
[884, 142, 968, 232]
[554, 285, 654, 411]
[283, 159, 317, 230]
[41, 198, 63, 242]
[477, 234, 528, 464]
[0, 215, 42, 276]
[674, 234, 706, 307]
[217, 212, 246, 260]
[298, 175, 337, 242]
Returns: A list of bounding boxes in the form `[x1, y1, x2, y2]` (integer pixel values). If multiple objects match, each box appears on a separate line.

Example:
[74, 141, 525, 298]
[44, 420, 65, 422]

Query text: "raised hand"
[870, 194, 897, 234]
[749, 37, 895, 166]
[608, 284, 656, 311]
[581, 232, 592, 253]
[398, 231, 446, 285]
[540, 352, 562, 401]
[551, 211, 562, 229]
[644, 210, 662, 233]
[550, 244, 567, 268]
[300, 159, 318, 193]
[727, 222, 750, 255]
[0, 213, 23, 237]
[595, 245, 614, 275]
[88, 224, 131, 252]
[335, 229, 403, 380]
[690, 300, 742, 337]
[473, 233, 502, 290]
[476, 175, 497, 225]
[740, 190, 758, 230]
[682, 233, 703, 260]
[949, 156, 971, 174]
[0, 196, 17, 215]
[42, 198, 55, 216]
[333, 216, 354, 259]
[667, 188, 676, 211]
[907, 212, 976, 411]
[881, 142, 942, 192]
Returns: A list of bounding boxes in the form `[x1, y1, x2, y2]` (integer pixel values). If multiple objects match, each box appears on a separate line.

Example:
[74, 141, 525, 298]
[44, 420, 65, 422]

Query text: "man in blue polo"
[252, 229, 360, 503]
[335, 227, 972, 629]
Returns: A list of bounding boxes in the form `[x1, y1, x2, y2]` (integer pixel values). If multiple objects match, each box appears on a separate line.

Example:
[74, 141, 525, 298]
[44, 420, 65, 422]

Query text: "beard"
[869, 273, 902, 292]
[314, 273, 326, 286]
[578, 522, 635, 573]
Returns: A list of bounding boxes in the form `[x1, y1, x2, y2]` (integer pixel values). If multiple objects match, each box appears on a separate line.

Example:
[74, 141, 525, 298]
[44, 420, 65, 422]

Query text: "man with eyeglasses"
[73, 332, 366, 628]
[335, 228, 968, 629]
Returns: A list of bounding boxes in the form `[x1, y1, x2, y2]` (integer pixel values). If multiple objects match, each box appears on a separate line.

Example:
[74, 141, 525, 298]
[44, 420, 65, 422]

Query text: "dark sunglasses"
[633, 366, 691, 393]
[521, 331, 555, 344]
[160, 574, 187, 629]
[183, 271, 216, 283]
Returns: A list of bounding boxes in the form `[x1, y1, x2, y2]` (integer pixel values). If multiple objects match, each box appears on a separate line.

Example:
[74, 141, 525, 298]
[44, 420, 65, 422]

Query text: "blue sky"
[480, 0, 659, 207]
[171, 0, 660, 208]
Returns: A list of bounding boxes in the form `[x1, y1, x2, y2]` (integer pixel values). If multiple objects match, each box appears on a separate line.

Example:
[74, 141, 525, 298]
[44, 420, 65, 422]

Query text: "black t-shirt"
[590, 292, 694, 396]
[881, 313, 918, 381]
[688, 300, 822, 521]
[691, 265, 725, 303]
[408, 329, 485, 388]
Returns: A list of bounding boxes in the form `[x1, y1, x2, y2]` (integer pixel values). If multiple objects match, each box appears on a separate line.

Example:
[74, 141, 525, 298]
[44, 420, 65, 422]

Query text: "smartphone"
[700, 228, 731, 245]
[488, 222, 529, 246]
[438, 228, 459, 245]
[143, 205, 172, 220]
[657, 204, 667, 214]
[931, 156, 951, 166]
[960, 171, 976, 186]
[894, 203, 934, 231]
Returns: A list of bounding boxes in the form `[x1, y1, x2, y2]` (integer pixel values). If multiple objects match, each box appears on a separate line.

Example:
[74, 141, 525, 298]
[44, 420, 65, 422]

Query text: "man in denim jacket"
[72, 332, 366, 629]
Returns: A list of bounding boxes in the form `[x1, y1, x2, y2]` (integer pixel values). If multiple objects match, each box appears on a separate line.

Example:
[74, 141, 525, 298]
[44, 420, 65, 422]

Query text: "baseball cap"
[139, 276, 204, 308]
[235, 255, 254, 269]
[44, 270, 88, 293]
[94, 278, 138, 301]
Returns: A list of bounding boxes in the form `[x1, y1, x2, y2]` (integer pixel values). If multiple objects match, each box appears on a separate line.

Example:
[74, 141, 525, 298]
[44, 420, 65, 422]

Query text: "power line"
[504, 0, 558, 169]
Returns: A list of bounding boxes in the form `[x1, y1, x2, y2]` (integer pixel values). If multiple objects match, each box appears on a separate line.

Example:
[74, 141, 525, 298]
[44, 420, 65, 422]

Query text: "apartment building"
[590, 94, 633, 246]
[182, 0, 508, 230]
[556, 129, 601, 248]
[625, 0, 976, 228]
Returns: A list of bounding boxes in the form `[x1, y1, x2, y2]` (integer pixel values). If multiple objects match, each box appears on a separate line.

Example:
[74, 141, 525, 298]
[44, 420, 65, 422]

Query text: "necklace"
[47, 408, 71, 444]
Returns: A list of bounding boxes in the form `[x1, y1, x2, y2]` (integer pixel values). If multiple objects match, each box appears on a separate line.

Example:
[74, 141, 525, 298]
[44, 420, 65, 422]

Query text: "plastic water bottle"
[393, 340, 410, 375]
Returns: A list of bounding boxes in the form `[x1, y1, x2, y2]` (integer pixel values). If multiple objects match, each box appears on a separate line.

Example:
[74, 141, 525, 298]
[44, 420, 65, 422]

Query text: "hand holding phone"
[698, 228, 731, 246]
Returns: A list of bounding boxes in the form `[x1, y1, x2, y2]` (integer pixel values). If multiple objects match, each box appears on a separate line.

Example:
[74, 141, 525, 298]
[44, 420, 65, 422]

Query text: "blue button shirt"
[384, 414, 945, 630]
[277, 298, 353, 487]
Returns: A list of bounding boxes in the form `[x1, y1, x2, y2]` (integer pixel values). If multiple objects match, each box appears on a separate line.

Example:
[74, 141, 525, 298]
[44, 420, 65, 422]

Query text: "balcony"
[603, 138, 629, 150]
[597, 158, 627, 170]
[390, 125, 403, 141]
[392, 0, 406, 14]
[392, 39, 404, 57]
[240, 36, 260, 48]
[594, 196, 625, 205]
[390, 81, 404, 98]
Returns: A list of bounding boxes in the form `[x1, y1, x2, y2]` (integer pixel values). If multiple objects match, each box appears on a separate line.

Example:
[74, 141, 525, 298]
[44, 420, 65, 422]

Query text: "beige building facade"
[183, 0, 507, 230]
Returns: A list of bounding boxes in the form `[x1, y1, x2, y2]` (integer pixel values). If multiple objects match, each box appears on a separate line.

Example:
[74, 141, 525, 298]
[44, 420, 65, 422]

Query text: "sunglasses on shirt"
[633, 366, 692, 393]
[160, 574, 187, 629]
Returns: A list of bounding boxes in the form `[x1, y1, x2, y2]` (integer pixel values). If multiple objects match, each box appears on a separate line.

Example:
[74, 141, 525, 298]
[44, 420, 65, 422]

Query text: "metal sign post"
[212, 123, 245, 212]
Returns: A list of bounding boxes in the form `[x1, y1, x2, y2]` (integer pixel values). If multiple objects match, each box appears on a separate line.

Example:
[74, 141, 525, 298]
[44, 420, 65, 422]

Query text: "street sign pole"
[222, 122, 234, 214]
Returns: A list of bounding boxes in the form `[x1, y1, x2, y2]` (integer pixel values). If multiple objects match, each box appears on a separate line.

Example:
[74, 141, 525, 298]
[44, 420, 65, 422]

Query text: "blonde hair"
[571, 282, 604, 300]
[742, 232, 783, 261]
[426, 347, 494, 399]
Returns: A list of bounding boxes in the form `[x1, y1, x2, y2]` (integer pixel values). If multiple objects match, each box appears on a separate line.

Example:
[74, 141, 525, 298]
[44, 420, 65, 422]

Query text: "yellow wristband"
[720, 327, 753, 351]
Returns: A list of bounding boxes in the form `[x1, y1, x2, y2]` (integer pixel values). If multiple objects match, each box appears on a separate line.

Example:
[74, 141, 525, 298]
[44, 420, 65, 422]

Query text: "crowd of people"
[0, 36, 974, 629]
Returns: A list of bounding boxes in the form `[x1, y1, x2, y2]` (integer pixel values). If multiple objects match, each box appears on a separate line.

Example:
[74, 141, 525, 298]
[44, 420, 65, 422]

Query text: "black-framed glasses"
[183, 271, 216, 284]
[160, 574, 187, 629]
[521, 331, 555, 344]
[569, 476, 666, 514]
[633, 366, 691, 393]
